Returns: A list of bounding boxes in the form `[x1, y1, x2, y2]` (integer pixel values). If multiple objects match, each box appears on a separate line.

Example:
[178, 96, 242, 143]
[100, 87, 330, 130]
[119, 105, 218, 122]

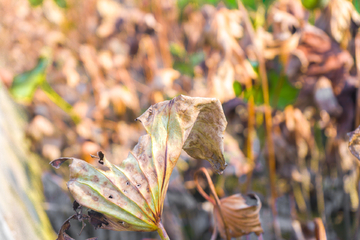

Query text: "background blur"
[1, 0, 360, 239]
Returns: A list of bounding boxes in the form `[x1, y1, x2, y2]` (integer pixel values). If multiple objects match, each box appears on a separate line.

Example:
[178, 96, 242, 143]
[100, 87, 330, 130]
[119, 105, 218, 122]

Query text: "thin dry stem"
[237, 1, 279, 238]
[152, 0, 172, 68]
[194, 168, 230, 240]
[355, 32, 360, 127]
[245, 94, 255, 192]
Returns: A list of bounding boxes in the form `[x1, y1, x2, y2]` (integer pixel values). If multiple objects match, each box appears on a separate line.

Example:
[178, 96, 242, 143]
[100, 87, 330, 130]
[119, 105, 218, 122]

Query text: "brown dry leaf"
[150, 68, 181, 99]
[56, 214, 77, 240]
[264, 0, 304, 61]
[270, 107, 315, 181]
[183, 6, 205, 51]
[51, 95, 227, 238]
[199, 5, 256, 101]
[194, 168, 263, 240]
[286, 25, 353, 95]
[96, 0, 123, 38]
[214, 194, 263, 239]
[27, 115, 55, 141]
[314, 76, 342, 116]
[56, 213, 99, 240]
[315, 0, 360, 46]
[96, 0, 158, 38]
[267, 0, 304, 41]
[108, 85, 140, 115]
[223, 132, 252, 177]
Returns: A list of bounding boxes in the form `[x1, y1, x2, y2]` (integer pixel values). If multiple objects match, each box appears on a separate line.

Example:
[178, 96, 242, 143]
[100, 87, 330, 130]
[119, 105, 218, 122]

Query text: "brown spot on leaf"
[92, 175, 99, 182]
[126, 164, 135, 172]
[98, 165, 110, 171]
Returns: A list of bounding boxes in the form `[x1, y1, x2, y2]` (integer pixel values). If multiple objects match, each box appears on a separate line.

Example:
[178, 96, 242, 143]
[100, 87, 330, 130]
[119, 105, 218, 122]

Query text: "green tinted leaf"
[233, 82, 242, 97]
[173, 62, 193, 76]
[10, 58, 48, 102]
[170, 43, 186, 59]
[301, 0, 329, 9]
[28, 0, 43, 7]
[189, 51, 205, 66]
[354, 0, 360, 13]
[54, 0, 67, 8]
[268, 70, 299, 110]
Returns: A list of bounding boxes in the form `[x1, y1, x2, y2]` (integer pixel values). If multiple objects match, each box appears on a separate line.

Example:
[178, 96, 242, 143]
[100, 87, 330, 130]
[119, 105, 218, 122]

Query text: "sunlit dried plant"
[51, 95, 227, 240]
[194, 167, 263, 240]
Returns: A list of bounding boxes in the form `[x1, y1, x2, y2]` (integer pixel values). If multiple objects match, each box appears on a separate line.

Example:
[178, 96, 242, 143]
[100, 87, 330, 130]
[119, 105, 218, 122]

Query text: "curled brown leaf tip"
[50, 157, 72, 169]
[56, 214, 77, 240]
[88, 210, 109, 230]
[73, 200, 80, 212]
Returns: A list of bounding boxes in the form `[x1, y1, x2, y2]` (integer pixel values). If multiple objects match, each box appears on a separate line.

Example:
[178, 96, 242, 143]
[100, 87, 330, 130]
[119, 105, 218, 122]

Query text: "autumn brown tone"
[1, 0, 360, 239]
[194, 167, 263, 240]
[51, 95, 227, 239]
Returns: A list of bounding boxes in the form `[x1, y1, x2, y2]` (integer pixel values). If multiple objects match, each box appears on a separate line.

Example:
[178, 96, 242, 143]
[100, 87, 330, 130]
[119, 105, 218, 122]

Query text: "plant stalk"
[237, 1, 279, 238]
[245, 94, 255, 192]
[355, 32, 360, 127]
[195, 168, 231, 240]
[40, 81, 80, 124]
[157, 222, 170, 240]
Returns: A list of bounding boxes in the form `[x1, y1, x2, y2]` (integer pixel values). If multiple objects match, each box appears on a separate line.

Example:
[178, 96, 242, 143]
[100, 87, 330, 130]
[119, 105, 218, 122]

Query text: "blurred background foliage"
[1, 0, 360, 239]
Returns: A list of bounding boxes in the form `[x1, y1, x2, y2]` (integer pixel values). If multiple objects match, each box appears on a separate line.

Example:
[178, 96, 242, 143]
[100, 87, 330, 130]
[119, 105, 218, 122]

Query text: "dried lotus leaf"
[51, 95, 227, 239]
[214, 193, 263, 239]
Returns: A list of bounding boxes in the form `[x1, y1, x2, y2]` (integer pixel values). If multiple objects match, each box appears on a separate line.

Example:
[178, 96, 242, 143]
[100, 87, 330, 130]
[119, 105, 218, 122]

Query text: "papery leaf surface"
[214, 193, 263, 238]
[51, 95, 227, 233]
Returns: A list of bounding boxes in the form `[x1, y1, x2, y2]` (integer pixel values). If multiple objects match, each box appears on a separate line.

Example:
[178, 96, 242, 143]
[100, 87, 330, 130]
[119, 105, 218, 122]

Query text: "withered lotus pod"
[50, 95, 227, 240]
[194, 168, 263, 240]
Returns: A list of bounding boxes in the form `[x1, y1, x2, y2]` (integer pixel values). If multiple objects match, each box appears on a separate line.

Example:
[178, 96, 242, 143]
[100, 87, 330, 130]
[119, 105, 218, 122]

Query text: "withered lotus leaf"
[51, 95, 227, 239]
[194, 167, 263, 240]
[213, 194, 263, 239]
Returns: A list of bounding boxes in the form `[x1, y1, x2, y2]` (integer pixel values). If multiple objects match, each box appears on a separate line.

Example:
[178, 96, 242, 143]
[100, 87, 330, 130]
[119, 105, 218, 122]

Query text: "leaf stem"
[40, 81, 80, 124]
[195, 168, 231, 240]
[157, 222, 170, 240]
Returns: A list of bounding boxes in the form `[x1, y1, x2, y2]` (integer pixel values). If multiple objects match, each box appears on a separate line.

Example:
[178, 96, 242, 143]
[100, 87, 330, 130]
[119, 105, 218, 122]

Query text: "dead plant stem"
[355, 32, 360, 127]
[237, 1, 279, 238]
[245, 94, 255, 192]
[195, 168, 231, 240]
